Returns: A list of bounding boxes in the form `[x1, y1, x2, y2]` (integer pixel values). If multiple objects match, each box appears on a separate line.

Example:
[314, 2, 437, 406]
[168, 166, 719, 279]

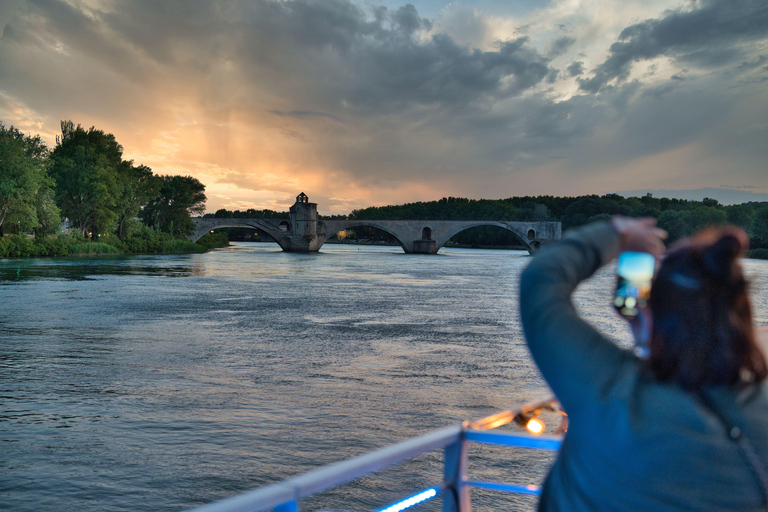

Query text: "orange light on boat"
[526, 417, 545, 435]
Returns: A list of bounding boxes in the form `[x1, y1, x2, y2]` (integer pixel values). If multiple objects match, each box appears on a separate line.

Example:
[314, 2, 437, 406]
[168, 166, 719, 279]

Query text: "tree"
[139, 175, 206, 236]
[726, 204, 755, 233]
[681, 206, 727, 234]
[0, 123, 53, 236]
[657, 210, 688, 243]
[50, 121, 123, 239]
[32, 188, 61, 237]
[114, 164, 160, 240]
[751, 207, 768, 248]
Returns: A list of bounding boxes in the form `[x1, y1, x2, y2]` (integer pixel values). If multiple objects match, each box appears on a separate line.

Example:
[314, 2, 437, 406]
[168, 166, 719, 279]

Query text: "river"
[2, 243, 767, 511]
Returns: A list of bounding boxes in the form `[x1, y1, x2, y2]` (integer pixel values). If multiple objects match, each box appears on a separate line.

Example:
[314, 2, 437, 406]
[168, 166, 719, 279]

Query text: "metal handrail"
[186, 397, 564, 512]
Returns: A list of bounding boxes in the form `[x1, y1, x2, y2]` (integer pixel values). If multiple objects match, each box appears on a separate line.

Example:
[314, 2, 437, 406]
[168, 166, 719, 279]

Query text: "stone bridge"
[191, 193, 561, 254]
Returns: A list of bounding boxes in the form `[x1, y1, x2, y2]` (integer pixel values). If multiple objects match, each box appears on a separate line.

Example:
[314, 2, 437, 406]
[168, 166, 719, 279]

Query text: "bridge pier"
[277, 193, 325, 252]
[412, 239, 438, 254]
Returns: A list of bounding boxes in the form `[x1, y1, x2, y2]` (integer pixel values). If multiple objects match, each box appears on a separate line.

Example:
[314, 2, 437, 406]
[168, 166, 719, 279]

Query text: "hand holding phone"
[611, 216, 667, 257]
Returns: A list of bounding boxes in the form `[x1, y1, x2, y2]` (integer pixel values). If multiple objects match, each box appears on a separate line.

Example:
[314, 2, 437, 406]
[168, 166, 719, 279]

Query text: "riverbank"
[0, 231, 229, 258]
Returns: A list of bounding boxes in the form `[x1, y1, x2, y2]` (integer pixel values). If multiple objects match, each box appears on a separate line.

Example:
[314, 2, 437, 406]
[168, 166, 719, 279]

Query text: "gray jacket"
[519, 221, 768, 511]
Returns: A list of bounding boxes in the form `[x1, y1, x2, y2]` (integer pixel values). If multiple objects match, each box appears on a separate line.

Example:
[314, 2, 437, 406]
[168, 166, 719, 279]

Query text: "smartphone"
[614, 252, 655, 317]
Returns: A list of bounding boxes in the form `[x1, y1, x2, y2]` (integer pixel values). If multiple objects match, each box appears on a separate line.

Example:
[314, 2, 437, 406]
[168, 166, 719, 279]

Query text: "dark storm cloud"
[3, 0, 146, 76]
[579, 0, 768, 93]
[547, 35, 575, 58]
[566, 61, 584, 76]
[106, 0, 550, 111]
[343, 34, 551, 110]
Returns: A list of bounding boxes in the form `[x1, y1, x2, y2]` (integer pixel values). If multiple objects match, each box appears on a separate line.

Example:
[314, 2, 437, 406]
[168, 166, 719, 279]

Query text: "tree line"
[0, 121, 225, 257]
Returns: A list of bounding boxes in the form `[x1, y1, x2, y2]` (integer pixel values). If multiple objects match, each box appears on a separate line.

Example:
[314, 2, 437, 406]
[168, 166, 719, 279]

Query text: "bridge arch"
[331, 222, 408, 251]
[434, 221, 533, 253]
[190, 218, 290, 248]
[202, 222, 283, 245]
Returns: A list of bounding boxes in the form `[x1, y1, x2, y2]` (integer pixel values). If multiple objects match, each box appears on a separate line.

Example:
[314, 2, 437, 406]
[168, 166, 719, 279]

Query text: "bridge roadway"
[191, 217, 561, 254]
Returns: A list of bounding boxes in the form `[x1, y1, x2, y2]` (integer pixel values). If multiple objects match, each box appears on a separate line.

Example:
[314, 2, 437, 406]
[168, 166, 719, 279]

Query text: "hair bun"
[702, 234, 741, 282]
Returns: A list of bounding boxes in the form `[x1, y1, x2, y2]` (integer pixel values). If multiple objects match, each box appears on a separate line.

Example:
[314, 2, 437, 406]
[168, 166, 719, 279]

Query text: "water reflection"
[0, 256, 205, 281]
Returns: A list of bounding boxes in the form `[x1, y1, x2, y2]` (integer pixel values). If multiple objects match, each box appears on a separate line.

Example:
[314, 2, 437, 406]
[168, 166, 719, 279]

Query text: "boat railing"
[187, 396, 565, 512]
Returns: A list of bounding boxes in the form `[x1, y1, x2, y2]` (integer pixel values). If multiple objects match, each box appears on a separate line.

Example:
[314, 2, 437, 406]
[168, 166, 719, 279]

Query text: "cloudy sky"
[0, 0, 766, 214]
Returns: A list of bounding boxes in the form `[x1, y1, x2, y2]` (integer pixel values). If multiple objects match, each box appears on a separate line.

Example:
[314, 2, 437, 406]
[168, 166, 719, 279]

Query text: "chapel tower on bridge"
[290, 192, 318, 240]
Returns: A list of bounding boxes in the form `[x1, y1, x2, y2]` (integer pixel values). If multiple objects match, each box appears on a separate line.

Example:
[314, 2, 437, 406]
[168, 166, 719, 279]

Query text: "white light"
[526, 417, 545, 435]
[376, 488, 438, 512]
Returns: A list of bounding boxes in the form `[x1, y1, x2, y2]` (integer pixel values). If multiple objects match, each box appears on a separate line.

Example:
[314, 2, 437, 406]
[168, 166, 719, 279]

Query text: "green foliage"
[657, 210, 688, 242]
[0, 123, 53, 235]
[120, 222, 172, 253]
[97, 233, 127, 252]
[0, 235, 35, 257]
[195, 232, 229, 249]
[561, 195, 631, 229]
[33, 190, 61, 237]
[748, 248, 768, 260]
[50, 121, 123, 237]
[115, 164, 161, 240]
[160, 239, 206, 254]
[727, 204, 755, 232]
[350, 197, 518, 221]
[44, 120, 205, 244]
[681, 206, 727, 233]
[514, 202, 552, 221]
[35, 236, 70, 256]
[0, 234, 72, 258]
[140, 175, 206, 236]
[751, 208, 768, 248]
[68, 242, 121, 255]
[587, 213, 613, 223]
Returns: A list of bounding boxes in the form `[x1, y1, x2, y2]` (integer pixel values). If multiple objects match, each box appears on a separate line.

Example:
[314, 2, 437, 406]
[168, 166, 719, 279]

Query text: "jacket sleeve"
[519, 221, 633, 414]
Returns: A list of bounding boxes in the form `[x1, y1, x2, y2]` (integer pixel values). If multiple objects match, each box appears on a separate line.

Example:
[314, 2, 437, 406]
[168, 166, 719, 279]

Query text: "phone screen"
[614, 252, 655, 317]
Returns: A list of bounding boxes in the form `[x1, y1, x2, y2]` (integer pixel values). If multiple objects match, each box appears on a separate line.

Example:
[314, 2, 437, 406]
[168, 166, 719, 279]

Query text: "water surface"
[2, 243, 767, 511]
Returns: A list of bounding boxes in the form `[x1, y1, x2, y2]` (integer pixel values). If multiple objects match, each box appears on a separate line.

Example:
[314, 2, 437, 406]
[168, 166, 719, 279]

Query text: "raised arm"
[519, 218, 666, 413]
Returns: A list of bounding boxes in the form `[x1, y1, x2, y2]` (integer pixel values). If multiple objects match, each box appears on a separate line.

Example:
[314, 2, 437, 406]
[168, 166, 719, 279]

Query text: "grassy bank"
[0, 231, 229, 259]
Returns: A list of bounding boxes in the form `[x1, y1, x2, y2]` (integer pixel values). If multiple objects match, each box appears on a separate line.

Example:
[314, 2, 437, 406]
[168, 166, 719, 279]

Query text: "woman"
[519, 217, 768, 511]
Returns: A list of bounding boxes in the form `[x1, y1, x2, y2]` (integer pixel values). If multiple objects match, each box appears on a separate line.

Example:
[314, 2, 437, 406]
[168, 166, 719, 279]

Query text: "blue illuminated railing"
[187, 397, 564, 512]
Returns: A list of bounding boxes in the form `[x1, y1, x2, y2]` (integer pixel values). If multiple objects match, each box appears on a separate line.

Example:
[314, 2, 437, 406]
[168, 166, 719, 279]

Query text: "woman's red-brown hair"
[649, 226, 767, 390]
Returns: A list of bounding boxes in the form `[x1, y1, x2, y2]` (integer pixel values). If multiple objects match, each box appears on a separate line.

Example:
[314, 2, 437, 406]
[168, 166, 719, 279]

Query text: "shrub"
[748, 248, 768, 260]
[68, 242, 121, 255]
[196, 232, 229, 249]
[160, 239, 206, 254]
[0, 235, 35, 257]
[122, 223, 172, 253]
[98, 233, 127, 252]
[0, 236, 10, 258]
[36, 236, 69, 257]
